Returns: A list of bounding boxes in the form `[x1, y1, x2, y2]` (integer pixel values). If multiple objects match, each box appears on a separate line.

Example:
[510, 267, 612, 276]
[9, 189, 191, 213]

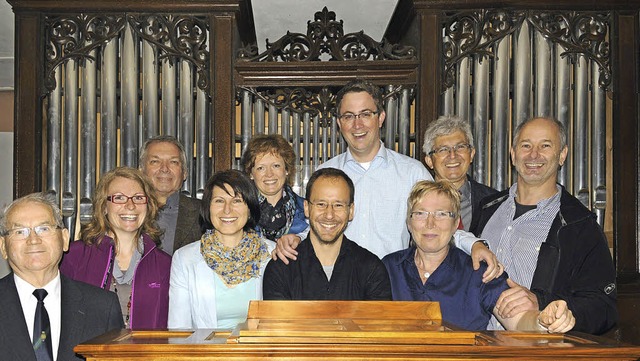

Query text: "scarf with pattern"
[257, 185, 297, 241]
[200, 229, 270, 286]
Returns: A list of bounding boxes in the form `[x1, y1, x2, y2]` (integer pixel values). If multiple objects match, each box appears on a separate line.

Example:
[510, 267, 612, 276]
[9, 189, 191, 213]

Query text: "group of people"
[0, 79, 616, 360]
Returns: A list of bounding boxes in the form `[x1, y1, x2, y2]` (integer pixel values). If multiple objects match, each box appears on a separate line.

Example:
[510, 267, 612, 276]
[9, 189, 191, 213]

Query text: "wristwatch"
[475, 240, 490, 249]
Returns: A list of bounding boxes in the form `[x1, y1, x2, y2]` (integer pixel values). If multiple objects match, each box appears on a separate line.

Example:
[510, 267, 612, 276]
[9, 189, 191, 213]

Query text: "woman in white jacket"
[168, 170, 275, 329]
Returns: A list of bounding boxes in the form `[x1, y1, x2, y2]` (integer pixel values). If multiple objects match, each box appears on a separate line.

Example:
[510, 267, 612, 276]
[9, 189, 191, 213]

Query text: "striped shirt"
[480, 183, 561, 330]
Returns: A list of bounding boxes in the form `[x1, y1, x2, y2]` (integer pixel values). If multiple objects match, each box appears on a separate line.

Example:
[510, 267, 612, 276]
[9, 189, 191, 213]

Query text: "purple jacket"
[59, 234, 171, 329]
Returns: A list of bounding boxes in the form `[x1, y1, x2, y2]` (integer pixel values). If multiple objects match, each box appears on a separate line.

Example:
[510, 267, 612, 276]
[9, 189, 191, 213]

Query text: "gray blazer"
[0, 273, 123, 361]
[173, 193, 203, 251]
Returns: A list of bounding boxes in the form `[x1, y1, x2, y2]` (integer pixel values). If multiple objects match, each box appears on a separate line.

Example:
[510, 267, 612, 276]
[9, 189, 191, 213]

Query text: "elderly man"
[0, 193, 123, 361]
[263, 168, 391, 300]
[423, 115, 498, 232]
[472, 117, 617, 334]
[140, 135, 202, 254]
[275, 80, 501, 283]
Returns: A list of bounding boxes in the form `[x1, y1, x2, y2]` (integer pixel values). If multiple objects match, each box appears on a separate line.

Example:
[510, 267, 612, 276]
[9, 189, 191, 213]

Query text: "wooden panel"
[13, 12, 42, 198]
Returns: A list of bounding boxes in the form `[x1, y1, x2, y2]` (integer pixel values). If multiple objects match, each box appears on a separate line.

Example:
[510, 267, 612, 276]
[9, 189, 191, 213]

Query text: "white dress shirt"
[14, 272, 62, 361]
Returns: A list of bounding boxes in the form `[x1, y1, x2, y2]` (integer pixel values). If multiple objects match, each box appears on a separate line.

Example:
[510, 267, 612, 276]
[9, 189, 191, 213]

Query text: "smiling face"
[209, 184, 250, 247]
[250, 152, 288, 204]
[510, 118, 568, 189]
[425, 130, 475, 189]
[105, 176, 147, 241]
[337, 91, 385, 163]
[0, 201, 69, 286]
[141, 142, 187, 202]
[408, 192, 458, 256]
[304, 176, 354, 246]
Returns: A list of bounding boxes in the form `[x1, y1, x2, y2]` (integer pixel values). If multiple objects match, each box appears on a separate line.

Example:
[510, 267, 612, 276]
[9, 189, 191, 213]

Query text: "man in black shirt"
[263, 168, 391, 300]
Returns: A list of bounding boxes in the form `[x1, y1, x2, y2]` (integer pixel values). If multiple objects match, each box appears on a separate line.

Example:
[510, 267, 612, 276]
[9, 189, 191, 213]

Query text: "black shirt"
[263, 236, 392, 301]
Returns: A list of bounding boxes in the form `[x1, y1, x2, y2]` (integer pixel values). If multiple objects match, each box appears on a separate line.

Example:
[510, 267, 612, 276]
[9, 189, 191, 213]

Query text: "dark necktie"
[32, 289, 53, 361]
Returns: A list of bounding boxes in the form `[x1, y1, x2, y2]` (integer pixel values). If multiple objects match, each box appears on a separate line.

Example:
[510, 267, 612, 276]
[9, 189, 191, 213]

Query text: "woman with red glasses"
[59, 167, 170, 329]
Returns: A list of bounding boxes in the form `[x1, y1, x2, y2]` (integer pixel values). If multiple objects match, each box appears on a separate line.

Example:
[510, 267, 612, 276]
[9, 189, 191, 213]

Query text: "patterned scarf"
[257, 185, 297, 241]
[199, 229, 270, 286]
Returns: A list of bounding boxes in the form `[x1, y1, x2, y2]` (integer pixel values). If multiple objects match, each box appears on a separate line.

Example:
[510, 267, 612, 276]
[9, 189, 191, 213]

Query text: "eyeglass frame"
[428, 143, 473, 157]
[337, 110, 379, 123]
[307, 200, 351, 212]
[107, 194, 149, 204]
[3, 224, 62, 239]
[410, 210, 457, 222]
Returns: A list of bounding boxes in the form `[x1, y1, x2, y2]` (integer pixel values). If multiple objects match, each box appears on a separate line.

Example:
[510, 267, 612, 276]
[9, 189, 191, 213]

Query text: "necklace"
[414, 253, 431, 280]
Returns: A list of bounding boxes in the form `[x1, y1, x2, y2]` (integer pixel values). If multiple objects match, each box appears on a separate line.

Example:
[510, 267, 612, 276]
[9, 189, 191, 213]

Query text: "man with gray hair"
[0, 193, 123, 360]
[472, 117, 617, 334]
[140, 135, 202, 254]
[423, 115, 497, 232]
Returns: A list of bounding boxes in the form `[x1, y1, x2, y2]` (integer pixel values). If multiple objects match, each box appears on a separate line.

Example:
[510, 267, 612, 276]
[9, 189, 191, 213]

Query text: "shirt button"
[507, 226, 512, 231]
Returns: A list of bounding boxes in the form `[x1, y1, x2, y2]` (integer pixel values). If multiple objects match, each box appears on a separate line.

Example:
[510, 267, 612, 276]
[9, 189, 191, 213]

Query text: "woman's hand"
[271, 234, 302, 264]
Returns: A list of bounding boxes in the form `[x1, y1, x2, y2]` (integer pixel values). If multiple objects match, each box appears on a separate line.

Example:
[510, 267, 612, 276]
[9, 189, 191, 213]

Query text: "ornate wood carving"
[238, 7, 416, 62]
[442, 9, 611, 90]
[44, 14, 210, 94]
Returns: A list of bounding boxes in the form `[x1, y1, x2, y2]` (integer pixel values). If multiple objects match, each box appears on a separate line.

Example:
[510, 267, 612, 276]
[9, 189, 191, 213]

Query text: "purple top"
[59, 233, 171, 329]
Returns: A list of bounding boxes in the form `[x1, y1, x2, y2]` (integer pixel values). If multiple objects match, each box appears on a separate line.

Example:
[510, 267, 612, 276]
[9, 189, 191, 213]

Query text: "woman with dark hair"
[241, 134, 309, 244]
[168, 169, 275, 329]
[59, 167, 171, 329]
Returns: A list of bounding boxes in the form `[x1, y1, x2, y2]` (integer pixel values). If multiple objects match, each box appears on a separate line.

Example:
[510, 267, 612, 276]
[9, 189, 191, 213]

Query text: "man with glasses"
[472, 117, 617, 335]
[423, 115, 498, 232]
[0, 193, 123, 360]
[140, 135, 202, 255]
[274, 79, 501, 283]
[263, 168, 391, 300]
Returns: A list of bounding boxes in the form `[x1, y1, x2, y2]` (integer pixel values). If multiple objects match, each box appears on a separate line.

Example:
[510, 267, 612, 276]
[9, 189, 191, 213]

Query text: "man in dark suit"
[0, 192, 123, 361]
[423, 115, 498, 232]
[140, 135, 202, 255]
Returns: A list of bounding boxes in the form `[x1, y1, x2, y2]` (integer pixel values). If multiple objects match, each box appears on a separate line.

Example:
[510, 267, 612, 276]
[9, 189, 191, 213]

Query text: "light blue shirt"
[318, 142, 478, 258]
[481, 183, 562, 330]
[214, 276, 259, 329]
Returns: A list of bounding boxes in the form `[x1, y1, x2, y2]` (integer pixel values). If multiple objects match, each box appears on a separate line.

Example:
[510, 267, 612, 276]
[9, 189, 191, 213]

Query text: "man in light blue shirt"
[274, 80, 500, 281]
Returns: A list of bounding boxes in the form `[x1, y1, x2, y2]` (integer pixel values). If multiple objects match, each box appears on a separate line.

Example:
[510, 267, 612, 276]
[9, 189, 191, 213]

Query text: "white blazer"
[168, 238, 276, 329]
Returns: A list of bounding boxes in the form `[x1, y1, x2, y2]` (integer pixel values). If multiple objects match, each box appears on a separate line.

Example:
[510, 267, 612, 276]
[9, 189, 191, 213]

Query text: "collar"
[14, 271, 61, 304]
[164, 191, 180, 209]
[509, 183, 562, 212]
[98, 233, 156, 258]
[301, 234, 354, 261]
[459, 178, 471, 200]
[344, 141, 388, 167]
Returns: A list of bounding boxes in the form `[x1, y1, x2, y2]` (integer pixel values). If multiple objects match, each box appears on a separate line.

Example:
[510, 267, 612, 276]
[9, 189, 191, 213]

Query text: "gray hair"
[512, 117, 567, 150]
[139, 135, 188, 174]
[0, 192, 64, 235]
[423, 115, 475, 155]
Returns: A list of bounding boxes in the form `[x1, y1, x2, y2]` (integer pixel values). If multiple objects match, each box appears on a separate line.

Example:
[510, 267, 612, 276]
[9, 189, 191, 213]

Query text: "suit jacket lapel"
[0, 274, 37, 361]
[58, 275, 85, 360]
[175, 194, 201, 250]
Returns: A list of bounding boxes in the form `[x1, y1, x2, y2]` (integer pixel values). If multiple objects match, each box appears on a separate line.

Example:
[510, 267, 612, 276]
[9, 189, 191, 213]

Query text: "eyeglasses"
[308, 201, 351, 212]
[338, 110, 378, 123]
[4, 224, 61, 240]
[428, 143, 473, 157]
[107, 194, 148, 204]
[410, 211, 456, 221]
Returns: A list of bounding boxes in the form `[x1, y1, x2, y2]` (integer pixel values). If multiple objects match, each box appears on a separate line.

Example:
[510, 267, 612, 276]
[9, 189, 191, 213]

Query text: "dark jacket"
[174, 193, 203, 250]
[468, 176, 499, 233]
[60, 234, 171, 329]
[0, 273, 123, 361]
[263, 236, 392, 301]
[472, 186, 617, 335]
